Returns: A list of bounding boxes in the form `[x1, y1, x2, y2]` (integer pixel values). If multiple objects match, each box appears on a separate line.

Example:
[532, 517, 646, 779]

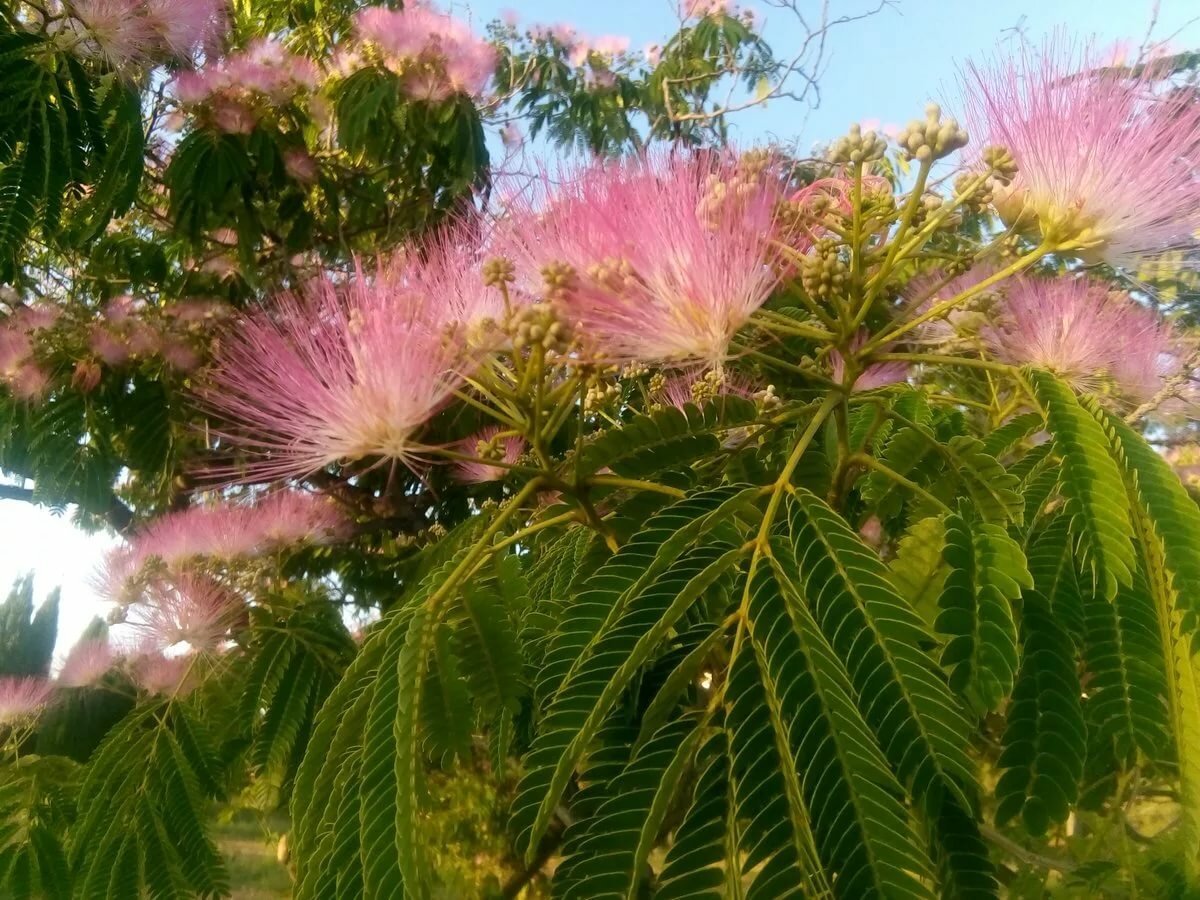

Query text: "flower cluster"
[349, 3, 497, 101]
[0, 676, 54, 726]
[57, 637, 117, 688]
[959, 39, 1200, 266]
[454, 425, 527, 484]
[500, 152, 784, 365]
[0, 293, 223, 404]
[101, 490, 348, 601]
[982, 275, 1183, 406]
[0, 303, 60, 401]
[173, 38, 320, 133]
[58, 0, 226, 69]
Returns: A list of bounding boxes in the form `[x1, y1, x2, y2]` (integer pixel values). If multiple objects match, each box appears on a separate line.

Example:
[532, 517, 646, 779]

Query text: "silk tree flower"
[830, 334, 909, 392]
[198, 267, 467, 483]
[0, 677, 54, 725]
[125, 575, 241, 653]
[958, 39, 1200, 267]
[101, 491, 347, 597]
[173, 39, 319, 126]
[130, 652, 199, 696]
[982, 275, 1181, 403]
[143, 0, 225, 58]
[376, 232, 516, 344]
[503, 152, 783, 366]
[453, 426, 526, 483]
[353, 4, 497, 100]
[654, 369, 755, 410]
[57, 638, 116, 688]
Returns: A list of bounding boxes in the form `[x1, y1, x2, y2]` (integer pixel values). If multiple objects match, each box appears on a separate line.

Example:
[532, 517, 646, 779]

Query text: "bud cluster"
[827, 124, 887, 165]
[981, 145, 1018, 184]
[689, 369, 726, 403]
[896, 104, 968, 162]
[800, 238, 849, 300]
[481, 256, 516, 287]
[512, 302, 573, 353]
[540, 261, 578, 301]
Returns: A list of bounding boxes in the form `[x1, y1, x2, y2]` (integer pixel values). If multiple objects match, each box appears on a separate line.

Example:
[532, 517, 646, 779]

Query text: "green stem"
[865, 242, 1051, 351]
[423, 479, 544, 611]
[873, 352, 1017, 375]
[589, 474, 687, 499]
[851, 453, 951, 514]
[858, 156, 932, 316]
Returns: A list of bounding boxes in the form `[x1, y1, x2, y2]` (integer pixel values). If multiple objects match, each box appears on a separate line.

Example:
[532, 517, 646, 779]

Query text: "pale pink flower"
[0, 677, 53, 724]
[130, 652, 198, 696]
[983, 275, 1180, 403]
[958, 38, 1200, 267]
[106, 491, 347, 593]
[143, 0, 226, 58]
[0, 328, 32, 375]
[197, 268, 467, 482]
[58, 638, 116, 688]
[500, 8, 520, 27]
[126, 322, 162, 356]
[283, 149, 318, 182]
[10, 304, 60, 334]
[376, 229, 516, 341]
[353, 4, 496, 98]
[567, 41, 590, 67]
[125, 575, 240, 652]
[592, 35, 629, 58]
[8, 363, 51, 401]
[88, 325, 130, 365]
[654, 370, 755, 410]
[160, 339, 201, 371]
[212, 98, 256, 134]
[830, 333, 909, 392]
[644, 43, 662, 66]
[163, 299, 227, 323]
[66, 0, 158, 67]
[453, 425, 526, 483]
[502, 152, 782, 365]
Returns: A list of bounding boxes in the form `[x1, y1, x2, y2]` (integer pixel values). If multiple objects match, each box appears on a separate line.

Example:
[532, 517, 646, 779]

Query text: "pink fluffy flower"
[58, 638, 116, 688]
[125, 575, 240, 652]
[982, 275, 1181, 403]
[8, 363, 51, 401]
[958, 39, 1200, 267]
[143, 0, 225, 57]
[453, 425, 526, 483]
[376, 230, 515, 344]
[88, 325, 131, 365]
[830, 332, 909, 392]
[0, 328, 32, 376]
[197, 268, 467, 482]
[503, 152, 782, 365]
[131, 652, 198, 696]
[65, 0, 158, 67]
[0, 676, 53, 725]
[104, 491, 347, 595]
[654, 370, 755, 410]
[353, 3, 496, 99]
[283, 148, 318, 182]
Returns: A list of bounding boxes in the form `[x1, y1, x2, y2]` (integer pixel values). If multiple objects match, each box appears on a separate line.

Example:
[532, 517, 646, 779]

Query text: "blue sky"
[4, 0, 1199, 658]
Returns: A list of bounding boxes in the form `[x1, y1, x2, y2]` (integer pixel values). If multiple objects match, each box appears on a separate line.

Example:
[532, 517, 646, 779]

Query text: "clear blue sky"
[4, 0, 1199, 658]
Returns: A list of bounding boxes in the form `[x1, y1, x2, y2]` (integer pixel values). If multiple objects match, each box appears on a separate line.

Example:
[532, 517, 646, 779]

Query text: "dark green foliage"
[995, 593, 1086, 836]
[0, 576, 58, 677]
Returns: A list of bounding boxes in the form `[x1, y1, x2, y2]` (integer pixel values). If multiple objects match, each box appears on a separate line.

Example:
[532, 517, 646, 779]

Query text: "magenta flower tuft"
[64, 0, 226, 68]
[502, 152, 783, 365]
[0, 676, 54, 725]
[983, 275, 1182, 404]
[958, 39, 1200, 267]
[453, 425, 526, 483]
[197, 267, 467, 483]
[143, 0, 226, 57]
[58, 638, 116, 688]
